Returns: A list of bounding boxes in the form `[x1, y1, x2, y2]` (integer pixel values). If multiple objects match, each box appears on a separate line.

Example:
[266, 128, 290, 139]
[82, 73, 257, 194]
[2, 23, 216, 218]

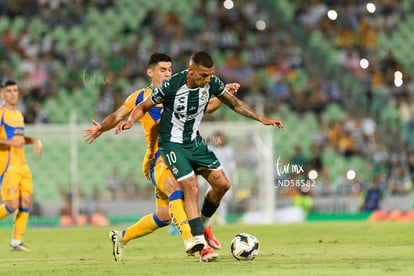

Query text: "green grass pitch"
[0, 222, 413, 275]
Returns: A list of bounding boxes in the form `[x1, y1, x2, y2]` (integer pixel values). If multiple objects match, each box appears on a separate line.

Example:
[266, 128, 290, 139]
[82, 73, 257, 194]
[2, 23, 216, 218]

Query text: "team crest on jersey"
[201, 90, 208, 101]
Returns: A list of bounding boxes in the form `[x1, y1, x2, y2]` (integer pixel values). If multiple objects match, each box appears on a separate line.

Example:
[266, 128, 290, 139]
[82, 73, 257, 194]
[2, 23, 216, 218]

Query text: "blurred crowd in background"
[0, 0, 414, 210]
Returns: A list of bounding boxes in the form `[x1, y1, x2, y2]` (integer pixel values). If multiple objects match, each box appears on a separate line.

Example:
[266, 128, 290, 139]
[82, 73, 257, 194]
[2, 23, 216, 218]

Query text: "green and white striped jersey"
[151, 70, 226, 144]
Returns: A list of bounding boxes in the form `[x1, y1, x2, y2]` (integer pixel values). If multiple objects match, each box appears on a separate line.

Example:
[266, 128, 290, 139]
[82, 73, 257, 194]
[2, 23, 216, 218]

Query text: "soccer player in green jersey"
[85, 53, 238, 262]
[116, 51, 285, 261]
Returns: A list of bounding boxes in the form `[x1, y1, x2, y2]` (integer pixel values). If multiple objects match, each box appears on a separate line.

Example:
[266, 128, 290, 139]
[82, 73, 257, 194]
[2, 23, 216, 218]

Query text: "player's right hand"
[115, 121, 132, 134]
[83, 120, 102, 144]
[225, 82, 240, 94]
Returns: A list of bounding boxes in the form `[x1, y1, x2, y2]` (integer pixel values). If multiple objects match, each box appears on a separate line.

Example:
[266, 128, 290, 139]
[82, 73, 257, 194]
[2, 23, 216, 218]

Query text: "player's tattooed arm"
[218, 92, 285, 129]
[218, 92, 262, 121]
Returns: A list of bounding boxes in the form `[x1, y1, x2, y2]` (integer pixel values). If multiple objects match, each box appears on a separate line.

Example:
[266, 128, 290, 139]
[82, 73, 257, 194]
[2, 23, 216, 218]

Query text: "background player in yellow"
[83, 53, 237, 262]
[0, 80, 42, 251]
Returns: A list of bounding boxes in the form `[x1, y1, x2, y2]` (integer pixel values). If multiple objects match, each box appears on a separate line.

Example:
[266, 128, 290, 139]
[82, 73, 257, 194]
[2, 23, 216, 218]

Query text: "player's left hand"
[33, 139, 42, 155]
[115, 120, 132, 134]
[261, 118, 285, 130]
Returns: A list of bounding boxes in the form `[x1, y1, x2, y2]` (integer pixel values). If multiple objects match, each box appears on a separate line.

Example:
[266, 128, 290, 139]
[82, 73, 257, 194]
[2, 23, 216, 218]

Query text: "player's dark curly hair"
[147, 53, 172, 69]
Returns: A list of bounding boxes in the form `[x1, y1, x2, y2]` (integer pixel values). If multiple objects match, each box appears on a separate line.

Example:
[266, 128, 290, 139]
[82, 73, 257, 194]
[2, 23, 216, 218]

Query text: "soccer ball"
[230, 233, 259, 261]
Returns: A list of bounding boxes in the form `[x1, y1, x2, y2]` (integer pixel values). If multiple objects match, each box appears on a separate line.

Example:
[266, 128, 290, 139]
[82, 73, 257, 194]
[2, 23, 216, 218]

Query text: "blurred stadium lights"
[223, 0, 234, 10]
[394, 78, 403, 87]
[394, 70, 403, 79]
[327, 10, 338, 21]
[308, 169, 318, 180]
[256, 20, 266, 31]
[360, 58, 369, 69]
[366, 3, 376, 13]
[346, 169, 356, 180]
[394, 70, 403, 87]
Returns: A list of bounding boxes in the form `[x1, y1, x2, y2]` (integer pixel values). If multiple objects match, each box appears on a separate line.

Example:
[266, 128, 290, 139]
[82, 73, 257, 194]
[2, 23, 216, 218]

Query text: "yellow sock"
[123, 213, 167, 243]
[169, 190, 192, 241]
[13, 208, 30, 241]
[0, 204, 15, 220]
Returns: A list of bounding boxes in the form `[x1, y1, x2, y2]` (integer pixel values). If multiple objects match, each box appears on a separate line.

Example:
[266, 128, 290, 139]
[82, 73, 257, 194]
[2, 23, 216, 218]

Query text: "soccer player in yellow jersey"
[84, 53, 237, 262]
[0, 80, 42, 251]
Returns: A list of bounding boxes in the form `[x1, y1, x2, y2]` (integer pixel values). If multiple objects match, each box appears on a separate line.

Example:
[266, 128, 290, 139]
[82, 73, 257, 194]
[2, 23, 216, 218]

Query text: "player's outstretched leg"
[108, 230, 126, 262]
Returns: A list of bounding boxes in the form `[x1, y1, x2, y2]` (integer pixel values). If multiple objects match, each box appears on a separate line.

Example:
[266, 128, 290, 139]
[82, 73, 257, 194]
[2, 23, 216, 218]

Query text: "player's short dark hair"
[1, 80, 17, 88]
[190, 51, 214, 68]
[147, 53, 172, 69]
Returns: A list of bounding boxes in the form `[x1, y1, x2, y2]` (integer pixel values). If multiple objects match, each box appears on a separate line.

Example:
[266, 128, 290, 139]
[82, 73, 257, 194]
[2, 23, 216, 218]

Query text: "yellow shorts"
[146, 152, 174, 209]
[1, 163, 33, 201]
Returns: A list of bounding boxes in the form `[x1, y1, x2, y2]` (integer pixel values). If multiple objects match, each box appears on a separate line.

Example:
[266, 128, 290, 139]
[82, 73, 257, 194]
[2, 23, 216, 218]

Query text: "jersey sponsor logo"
[208, 160, 220, 168]
[174, 113, 184, 120]
[187, 113, 201, 120]
[14, 128, 24, 135]
[153, 96, 163, 103]
[6, 186, 18, 196]
[171, 165, 179, 175]
[176, 96, 186, 111]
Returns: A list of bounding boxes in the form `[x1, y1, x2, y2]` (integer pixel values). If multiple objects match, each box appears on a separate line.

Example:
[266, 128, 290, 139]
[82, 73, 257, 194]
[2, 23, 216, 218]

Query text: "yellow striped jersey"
[122, 87, 163, 178]
[0, 106, 26, 176]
